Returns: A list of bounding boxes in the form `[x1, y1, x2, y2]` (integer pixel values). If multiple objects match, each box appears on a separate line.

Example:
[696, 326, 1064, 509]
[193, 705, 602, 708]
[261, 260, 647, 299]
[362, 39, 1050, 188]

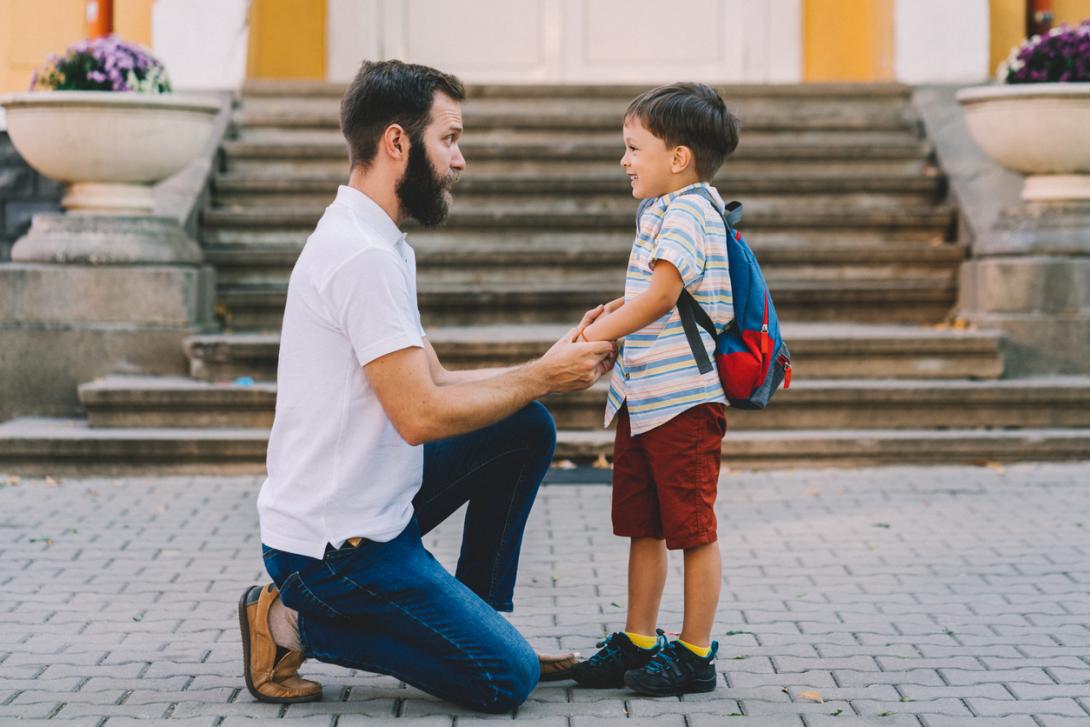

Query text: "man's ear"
[383, 124, 409, 162]
[671, 145, 694, 175]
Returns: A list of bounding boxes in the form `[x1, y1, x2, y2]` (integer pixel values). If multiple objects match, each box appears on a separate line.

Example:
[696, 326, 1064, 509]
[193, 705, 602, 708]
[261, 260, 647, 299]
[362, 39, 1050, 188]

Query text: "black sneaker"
[569, 630, 666, 688]
[623, 639, 719, 696]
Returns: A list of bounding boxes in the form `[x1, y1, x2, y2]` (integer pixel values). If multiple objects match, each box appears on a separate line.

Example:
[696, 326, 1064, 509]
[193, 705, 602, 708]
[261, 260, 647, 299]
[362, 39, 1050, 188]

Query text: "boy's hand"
[537, 306, 615, 394]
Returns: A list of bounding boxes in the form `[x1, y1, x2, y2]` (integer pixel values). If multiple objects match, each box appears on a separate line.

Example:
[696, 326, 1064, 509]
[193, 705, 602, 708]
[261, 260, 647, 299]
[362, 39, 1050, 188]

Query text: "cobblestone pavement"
[1, 463, 1089, 726]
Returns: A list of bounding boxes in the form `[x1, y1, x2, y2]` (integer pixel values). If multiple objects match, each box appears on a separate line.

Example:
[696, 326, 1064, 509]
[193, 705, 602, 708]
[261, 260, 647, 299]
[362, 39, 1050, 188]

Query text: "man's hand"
[535, 306, 615, 394]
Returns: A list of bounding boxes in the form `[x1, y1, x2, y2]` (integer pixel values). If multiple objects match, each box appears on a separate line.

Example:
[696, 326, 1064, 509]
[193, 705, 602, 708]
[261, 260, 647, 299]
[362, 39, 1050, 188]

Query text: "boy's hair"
[340, 59, 466, 169]
[625, 83, 740, 180]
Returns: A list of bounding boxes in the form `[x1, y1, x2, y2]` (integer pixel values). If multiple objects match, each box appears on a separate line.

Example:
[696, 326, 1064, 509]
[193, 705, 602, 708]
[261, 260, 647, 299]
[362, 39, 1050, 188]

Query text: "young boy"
[567, 83, 739, 696]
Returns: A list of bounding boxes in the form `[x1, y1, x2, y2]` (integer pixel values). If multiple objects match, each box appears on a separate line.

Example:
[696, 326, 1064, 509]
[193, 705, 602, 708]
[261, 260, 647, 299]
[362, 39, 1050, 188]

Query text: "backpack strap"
[631, 188, 742, 375]
[677, 188, 741, 373]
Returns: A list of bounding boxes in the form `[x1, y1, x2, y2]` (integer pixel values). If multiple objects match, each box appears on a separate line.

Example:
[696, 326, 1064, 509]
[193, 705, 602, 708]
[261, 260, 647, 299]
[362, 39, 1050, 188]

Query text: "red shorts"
[611, 403, 727, 550]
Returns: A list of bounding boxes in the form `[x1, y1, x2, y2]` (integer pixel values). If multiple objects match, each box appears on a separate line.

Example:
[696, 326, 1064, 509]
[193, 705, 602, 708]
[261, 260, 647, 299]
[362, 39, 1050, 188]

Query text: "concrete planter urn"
[0, 91, 220, 215]
[957, 83, 1090, 202]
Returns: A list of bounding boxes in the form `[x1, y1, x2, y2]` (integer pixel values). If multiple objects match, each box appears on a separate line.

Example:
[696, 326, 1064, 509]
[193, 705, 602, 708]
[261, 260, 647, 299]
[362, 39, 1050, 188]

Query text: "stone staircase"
[3, 81, 1090, 474]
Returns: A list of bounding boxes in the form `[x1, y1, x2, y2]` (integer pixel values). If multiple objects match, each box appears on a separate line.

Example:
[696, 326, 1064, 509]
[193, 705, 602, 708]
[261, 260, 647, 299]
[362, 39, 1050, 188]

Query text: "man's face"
[396, 92, 466, 227]
[620, 116, 676, 199]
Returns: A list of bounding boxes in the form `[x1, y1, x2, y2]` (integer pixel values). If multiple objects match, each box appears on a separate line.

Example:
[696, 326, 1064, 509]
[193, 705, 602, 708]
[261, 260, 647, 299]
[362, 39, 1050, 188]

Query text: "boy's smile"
[621, 117, 699, 199]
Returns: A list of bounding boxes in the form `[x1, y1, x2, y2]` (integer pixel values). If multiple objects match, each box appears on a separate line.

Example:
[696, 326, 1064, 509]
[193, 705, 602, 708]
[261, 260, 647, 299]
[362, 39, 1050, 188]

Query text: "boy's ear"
[670, 145, 694, 175]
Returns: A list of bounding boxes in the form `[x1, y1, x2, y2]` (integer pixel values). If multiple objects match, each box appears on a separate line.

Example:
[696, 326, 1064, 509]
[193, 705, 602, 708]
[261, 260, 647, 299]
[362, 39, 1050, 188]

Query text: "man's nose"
[451, 145, 466, 171]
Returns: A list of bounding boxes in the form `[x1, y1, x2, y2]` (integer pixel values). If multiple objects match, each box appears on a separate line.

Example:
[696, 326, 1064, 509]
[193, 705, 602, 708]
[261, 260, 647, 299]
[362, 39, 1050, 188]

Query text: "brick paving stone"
[965, 697, 1088, 716]
[2, 463, 1089, 723]
[915, 719, 1034, 727]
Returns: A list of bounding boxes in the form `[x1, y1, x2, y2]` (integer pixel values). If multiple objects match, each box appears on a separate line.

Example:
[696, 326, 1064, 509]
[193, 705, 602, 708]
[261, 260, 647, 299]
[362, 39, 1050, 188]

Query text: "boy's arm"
[580, 262, 684, 342]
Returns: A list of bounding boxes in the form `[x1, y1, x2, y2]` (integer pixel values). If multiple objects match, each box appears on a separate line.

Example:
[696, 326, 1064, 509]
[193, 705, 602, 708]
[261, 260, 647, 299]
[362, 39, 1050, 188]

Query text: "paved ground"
[1, 463, 1089, 726]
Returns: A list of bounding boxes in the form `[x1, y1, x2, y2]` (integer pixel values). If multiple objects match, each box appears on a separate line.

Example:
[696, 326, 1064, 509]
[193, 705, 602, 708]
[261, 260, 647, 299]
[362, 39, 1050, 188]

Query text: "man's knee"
[517, 401, 557, 454]
[466, 641, 539, 713]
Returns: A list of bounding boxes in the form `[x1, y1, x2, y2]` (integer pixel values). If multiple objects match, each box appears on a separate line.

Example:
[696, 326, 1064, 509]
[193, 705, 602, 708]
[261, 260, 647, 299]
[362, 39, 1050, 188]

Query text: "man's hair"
[340, 59, 466, 169]
[625, 82, 740, 180]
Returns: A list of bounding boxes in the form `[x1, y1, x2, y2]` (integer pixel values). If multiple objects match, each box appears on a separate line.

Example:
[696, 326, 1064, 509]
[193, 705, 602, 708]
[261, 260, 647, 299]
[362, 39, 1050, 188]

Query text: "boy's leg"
[624, 537, 667, 636]
[680, 541, 722, 647]
[621, 403, 726, 696]
[261, 519, 540, 714]
[415, 401, 556, 611]
[569, 407, 666, 688]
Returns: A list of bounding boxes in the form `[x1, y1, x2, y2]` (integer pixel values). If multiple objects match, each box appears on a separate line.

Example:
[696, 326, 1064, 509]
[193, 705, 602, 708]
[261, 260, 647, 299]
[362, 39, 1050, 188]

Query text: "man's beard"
[396, 133, 459, 228]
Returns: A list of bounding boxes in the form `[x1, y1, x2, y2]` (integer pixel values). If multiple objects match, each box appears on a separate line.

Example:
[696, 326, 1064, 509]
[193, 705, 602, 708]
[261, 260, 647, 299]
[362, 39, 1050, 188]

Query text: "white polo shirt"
[257, 185, 426, 559]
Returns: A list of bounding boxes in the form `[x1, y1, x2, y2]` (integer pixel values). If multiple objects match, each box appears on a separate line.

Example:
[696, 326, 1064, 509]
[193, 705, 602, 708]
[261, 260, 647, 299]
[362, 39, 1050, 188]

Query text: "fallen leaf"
[982, 461, 1005, 473]
[592, 453, 611, 469]
[873, 522, 891, 529]
[610, 601, 622, 608]
[5, 476, 20, 486]
[830, 709, 843, 716]
[799, 690, 824, 703]
[552, 459, 577, 470]
[44, 477, 59, 487]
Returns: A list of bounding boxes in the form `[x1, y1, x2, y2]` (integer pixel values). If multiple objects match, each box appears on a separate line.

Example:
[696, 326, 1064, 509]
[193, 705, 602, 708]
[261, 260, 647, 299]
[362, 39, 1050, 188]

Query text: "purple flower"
[31, 33, 172, 93]
[1003, 20, 1090, 84]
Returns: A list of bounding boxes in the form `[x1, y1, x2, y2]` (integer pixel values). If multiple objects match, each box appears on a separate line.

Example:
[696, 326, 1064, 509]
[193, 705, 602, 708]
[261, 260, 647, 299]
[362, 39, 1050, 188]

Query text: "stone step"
[221, 133, 931, 165]
[241, 80, 915, 100]
[184, 323, 1004, 383]
[215, 168, 942, 198]
[4, 419, 1088, 475]
[235, 95, 919, 132]
[226, 157, 933, 178]
[214, 278, 957, 330]
[555, 428, 1090, 469]
[235, 98, 917, 132]
[79, 375, 1090, 432]
[201, 204, 955, 235]
[204, 240, 964, 288]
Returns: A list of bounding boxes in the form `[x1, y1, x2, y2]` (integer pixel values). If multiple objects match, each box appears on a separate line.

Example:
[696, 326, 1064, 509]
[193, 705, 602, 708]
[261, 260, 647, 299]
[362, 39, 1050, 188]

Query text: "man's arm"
[366, 307, 615, 446]
[422, 338, 515, 385]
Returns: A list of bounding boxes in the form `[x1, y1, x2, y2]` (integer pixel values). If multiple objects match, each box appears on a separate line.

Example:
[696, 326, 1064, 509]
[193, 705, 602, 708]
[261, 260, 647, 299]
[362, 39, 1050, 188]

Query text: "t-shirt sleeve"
[649, 198, 707, 289]
[321, 248, 424, 367]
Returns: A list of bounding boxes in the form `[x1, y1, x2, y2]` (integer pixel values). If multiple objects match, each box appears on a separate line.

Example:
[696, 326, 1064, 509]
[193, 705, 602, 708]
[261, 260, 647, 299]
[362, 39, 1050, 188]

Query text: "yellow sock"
[677, 639, 711, 657]
[624, 631, 660, 650]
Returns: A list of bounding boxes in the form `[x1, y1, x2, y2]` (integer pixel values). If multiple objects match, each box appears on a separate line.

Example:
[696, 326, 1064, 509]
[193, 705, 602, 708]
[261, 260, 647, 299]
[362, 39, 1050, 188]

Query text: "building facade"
[1, 0, 1089, 95]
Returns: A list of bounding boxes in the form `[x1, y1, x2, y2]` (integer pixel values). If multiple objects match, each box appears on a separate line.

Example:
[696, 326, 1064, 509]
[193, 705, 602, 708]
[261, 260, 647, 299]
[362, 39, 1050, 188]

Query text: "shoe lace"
[587, 632, 627, 665]
[643, 642, 684, 679]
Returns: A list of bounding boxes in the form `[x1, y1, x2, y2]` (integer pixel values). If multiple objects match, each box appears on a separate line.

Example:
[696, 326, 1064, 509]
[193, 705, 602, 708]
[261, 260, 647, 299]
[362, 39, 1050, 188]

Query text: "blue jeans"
[261, 402, 556, 713]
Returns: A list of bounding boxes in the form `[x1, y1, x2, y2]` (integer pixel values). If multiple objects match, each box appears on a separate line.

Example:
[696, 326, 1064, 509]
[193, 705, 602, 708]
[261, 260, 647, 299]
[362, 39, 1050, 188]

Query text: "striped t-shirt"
[604, 182, 734, 435]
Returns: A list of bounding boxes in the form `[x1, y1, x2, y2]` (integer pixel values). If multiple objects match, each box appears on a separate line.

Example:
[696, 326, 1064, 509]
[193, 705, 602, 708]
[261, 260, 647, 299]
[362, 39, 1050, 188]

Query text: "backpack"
[636, 187, 791, 410]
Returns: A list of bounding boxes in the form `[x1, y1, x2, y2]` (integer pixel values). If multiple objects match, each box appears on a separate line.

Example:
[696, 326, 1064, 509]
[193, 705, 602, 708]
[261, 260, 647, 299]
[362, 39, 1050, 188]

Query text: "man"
[237, 60, 616, 713]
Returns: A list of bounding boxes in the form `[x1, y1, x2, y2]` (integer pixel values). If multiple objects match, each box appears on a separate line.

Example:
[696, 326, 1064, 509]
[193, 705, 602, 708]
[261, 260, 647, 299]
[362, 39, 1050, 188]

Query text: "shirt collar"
[654, 181, 724, 212]
[333, 185, 406, 247]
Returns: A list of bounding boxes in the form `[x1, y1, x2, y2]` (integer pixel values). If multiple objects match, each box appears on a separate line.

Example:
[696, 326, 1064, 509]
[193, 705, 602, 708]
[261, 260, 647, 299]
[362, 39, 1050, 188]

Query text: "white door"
[327, 0, 802, 84]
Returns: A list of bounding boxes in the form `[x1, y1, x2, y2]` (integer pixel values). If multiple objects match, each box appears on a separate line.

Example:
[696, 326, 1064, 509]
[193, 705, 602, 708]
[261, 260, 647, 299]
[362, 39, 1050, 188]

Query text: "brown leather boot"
[238, 583, 322, 703]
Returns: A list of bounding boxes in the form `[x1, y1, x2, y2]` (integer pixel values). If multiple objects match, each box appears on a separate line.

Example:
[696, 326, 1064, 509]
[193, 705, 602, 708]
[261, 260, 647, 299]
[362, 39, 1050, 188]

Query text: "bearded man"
[236, 60, 616, 712]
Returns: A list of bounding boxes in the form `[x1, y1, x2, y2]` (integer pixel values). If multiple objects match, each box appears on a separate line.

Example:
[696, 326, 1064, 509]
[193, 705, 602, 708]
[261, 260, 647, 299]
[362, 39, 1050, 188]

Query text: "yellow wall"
[803, 0, 894, 82]
[246, 0, 326, 80]
[115, 0, 153, 48]
[991, 0, 1090, 75]
[0, 0, 84, 92]
[0, 0, 153, 93]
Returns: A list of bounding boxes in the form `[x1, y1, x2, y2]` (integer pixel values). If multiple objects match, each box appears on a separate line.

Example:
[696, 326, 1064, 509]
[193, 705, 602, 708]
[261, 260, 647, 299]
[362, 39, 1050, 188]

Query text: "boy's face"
[620, 116, 682, 199]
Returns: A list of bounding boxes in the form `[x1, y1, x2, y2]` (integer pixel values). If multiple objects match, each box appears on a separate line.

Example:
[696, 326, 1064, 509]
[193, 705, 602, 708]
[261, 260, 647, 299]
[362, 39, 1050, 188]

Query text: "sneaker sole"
[238, 585, 322, 704]
[623, 670, 719, 697]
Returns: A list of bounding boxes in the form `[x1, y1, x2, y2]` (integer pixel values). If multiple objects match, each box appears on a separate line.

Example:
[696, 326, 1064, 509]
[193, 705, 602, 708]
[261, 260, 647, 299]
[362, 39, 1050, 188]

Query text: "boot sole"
[238, 585, 322, 704]
[623, 670, 718, 697]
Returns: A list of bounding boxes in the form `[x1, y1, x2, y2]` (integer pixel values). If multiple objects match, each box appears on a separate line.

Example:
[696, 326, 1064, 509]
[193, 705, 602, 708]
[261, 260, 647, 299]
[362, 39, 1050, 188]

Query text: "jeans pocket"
[279, 571, 345, 621]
